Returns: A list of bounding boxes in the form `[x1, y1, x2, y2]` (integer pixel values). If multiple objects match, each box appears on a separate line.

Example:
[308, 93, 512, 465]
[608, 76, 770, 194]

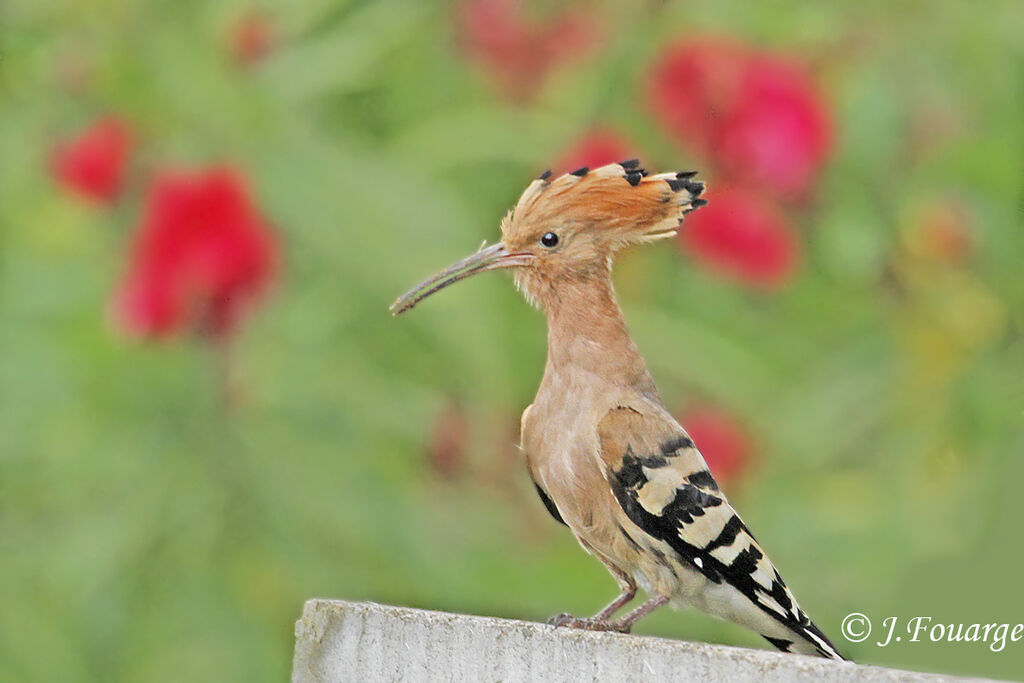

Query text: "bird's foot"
[546, 613, 631, 633]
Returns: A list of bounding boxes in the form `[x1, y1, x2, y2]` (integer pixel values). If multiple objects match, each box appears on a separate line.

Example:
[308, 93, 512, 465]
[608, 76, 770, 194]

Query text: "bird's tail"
[762, 618, 847, 661]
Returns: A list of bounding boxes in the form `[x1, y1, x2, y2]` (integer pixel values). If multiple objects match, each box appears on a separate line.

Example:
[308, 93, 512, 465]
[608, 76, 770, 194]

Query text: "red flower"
[681, 185, 799, 288]
[229, 10, 275, 65]
[648, 38, 831, 199]
[681, 406, 752, 485]
[426, 400, 469, 479]
[51, 117, 132, 204]
[114, 167, 277, 339]
[554, 128, 637, 174]
[458, 0, 595, 102]
[906, 199, 974, 265]
[648, 38, 749, 150]
[718, 56, 831, 199]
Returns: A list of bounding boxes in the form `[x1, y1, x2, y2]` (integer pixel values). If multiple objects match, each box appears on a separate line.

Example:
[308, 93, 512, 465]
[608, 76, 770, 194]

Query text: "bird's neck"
[540, 268, 658, 399]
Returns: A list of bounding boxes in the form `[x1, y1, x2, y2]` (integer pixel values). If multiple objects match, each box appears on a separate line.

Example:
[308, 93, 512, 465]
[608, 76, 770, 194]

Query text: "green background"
[2, 1, 1022, 680]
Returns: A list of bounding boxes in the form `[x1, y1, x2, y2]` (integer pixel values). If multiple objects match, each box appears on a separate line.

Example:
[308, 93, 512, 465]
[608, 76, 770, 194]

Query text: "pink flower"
[51, 117, 133, 204]
[681, 185, 799, 288]
[458, 0, 595, 102]
[681, 406, 752, 485]
[648, 38, 831, 199]
[114, 167, 277, 339]
[554, 128, 637, 174]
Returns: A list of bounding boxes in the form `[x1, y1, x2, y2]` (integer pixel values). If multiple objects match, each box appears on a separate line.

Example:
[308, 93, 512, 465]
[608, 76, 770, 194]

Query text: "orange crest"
[501, 160, 706, 248]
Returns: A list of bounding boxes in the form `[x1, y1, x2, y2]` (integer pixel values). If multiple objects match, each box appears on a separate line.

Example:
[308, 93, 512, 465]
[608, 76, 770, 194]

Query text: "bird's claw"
[546, 613, 631, 633]
[546, 612, 576, 627]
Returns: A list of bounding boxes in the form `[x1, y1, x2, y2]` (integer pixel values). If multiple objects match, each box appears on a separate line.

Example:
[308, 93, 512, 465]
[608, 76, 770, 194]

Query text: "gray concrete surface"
[292, 599, 995, 683]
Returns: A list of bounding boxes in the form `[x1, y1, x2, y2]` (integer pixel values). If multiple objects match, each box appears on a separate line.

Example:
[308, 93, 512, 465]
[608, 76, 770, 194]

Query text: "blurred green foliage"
[2, 1, 1023, 681]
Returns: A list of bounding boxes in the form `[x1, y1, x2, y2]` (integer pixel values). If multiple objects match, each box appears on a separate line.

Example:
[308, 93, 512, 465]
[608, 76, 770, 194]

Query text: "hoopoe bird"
[391, 162, 845, 660]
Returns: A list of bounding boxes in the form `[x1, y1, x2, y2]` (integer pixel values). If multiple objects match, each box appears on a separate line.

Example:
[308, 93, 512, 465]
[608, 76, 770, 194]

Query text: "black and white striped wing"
[598, 407, 843, 660]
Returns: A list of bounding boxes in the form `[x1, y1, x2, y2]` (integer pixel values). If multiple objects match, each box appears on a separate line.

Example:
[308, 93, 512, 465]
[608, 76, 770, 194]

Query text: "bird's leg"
[548, 593, 665, 634]
[548, 563, 638, 632]
[592, 565, 637, 621]
[605, 595, 669, 633]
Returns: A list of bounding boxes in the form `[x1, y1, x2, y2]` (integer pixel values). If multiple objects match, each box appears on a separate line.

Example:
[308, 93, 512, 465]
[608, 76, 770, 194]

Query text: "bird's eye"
[540, 232, 559, 248]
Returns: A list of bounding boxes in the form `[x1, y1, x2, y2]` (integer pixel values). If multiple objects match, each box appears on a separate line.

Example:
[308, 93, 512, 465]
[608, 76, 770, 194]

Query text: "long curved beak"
[390, 242, 532, 315]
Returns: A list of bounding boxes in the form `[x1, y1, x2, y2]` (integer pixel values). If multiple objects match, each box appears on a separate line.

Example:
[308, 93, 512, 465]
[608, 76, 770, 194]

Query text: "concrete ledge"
[293, 600, 992, 683]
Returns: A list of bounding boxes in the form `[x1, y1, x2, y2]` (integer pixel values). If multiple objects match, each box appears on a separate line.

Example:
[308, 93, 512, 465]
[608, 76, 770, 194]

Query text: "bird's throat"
[541, 271, 658, 398]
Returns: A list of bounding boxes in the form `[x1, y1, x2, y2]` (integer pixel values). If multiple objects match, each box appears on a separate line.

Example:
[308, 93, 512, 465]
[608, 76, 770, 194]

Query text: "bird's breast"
[520, 373, 627, 536]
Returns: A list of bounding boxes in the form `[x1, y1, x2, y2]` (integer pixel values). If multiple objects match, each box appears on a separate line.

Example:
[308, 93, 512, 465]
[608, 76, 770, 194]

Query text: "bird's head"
[390, 161, 706, 314]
